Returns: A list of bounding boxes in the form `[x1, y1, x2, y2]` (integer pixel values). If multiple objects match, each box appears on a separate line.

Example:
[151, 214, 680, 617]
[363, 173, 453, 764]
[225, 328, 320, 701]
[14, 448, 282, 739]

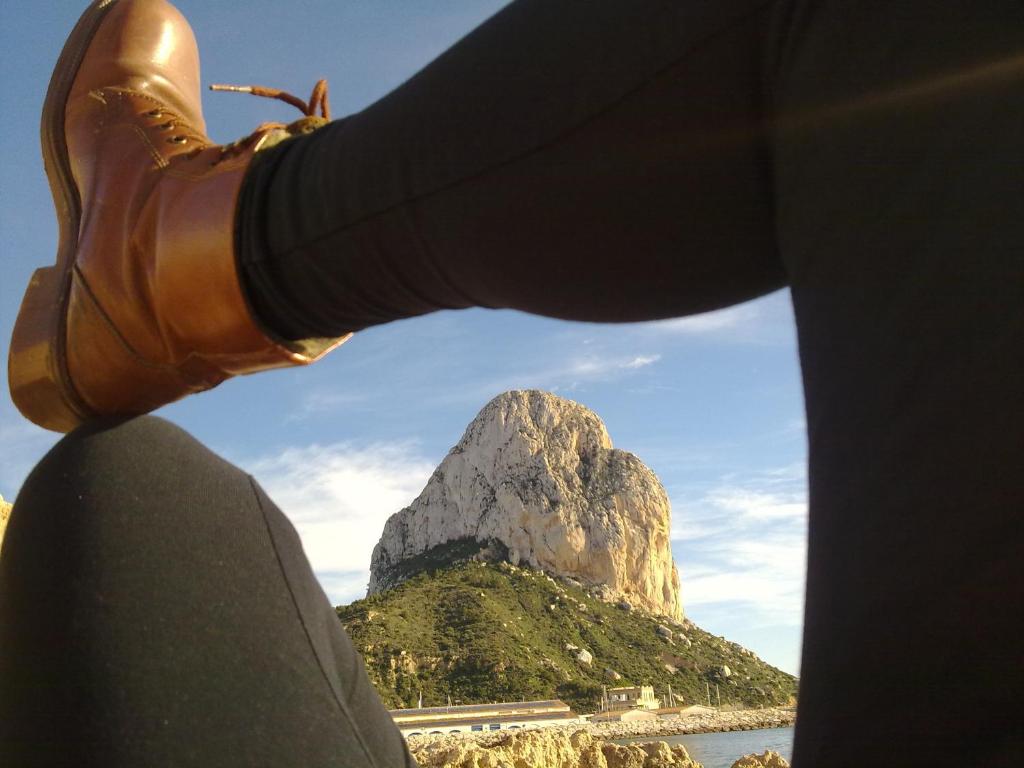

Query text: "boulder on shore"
[409, 729, 701, 768]
[730, 750, 790, 768]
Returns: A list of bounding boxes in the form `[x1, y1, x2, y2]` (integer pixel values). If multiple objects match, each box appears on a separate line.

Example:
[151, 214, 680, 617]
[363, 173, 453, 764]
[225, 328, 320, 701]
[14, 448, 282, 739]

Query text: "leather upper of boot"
[69, 0, 204, 127]
[59, 0, 344, 416]
[67, 0, 205, 199]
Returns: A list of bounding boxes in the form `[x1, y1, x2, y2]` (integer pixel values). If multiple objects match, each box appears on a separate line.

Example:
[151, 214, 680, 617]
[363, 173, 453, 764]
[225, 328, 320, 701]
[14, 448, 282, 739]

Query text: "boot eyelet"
[145, 109, 163, 118]
[159, 121, 175, 130]
[168, 136, 189, 145]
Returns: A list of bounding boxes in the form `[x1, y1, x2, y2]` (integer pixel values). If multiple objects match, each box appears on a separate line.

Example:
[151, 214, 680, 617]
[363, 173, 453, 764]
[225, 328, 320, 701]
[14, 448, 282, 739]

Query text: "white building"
[604, 685, 661, 711]
[390, 699, 581, 737]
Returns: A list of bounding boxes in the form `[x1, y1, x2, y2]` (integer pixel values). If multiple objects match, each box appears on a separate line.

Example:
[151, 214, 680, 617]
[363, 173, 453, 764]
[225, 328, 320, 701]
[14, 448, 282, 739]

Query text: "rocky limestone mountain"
[369, 390, 682, 619]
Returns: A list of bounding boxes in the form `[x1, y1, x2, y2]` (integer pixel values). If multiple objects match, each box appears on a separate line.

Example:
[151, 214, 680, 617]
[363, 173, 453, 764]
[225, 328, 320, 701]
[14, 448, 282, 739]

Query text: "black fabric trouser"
[238, 0, 1024, 764]
[0, 417, 416, 767]
[3, 0, 1022, 765]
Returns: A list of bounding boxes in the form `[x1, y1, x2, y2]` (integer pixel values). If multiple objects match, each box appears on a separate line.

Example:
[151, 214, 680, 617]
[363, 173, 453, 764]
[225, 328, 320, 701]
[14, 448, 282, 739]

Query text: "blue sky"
[0, 1, 808, 676]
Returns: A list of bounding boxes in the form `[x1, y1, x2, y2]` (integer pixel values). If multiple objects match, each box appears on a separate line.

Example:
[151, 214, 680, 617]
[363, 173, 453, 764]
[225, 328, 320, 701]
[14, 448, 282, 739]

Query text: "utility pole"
[706, 682, 711, 707]
[715, 684, 721, 708]
[668, 684, 673, 709]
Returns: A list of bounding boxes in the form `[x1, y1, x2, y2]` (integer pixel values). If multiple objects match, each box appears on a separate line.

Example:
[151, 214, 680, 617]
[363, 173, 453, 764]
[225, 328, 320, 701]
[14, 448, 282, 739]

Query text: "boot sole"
[8, 0, 121, 432]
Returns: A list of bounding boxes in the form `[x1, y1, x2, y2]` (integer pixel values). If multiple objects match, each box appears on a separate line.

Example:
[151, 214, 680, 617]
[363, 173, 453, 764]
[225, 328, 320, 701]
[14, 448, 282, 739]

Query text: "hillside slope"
[338, 547, 797, 713]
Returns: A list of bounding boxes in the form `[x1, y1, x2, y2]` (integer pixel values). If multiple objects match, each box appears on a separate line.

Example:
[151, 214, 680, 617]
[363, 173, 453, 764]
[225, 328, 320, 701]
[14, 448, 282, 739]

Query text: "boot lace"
[206, 79, 332, 163]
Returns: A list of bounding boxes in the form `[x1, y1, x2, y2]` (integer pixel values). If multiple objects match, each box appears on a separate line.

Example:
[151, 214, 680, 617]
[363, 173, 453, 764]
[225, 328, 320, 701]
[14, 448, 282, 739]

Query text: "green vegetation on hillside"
[337, 545, 797, 713]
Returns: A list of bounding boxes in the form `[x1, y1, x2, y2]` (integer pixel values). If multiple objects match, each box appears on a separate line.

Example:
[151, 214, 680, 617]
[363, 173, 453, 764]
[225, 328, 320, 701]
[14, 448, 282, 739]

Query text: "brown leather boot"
[8, 0, 348, 433]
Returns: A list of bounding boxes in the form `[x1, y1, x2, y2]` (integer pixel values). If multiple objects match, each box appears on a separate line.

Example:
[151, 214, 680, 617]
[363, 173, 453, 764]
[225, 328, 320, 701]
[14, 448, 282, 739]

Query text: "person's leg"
[241, 2, 1020, 764]
[770, 1, 1024, 765]
[11, 0, 786, 433]
[0, 416, 415, 768]
[238, 0, 787, 339]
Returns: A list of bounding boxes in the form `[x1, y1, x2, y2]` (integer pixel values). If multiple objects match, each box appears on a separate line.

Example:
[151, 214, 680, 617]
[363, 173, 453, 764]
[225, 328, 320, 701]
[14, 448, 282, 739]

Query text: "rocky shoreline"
[409, 723, 792, 767]
[591, 707, 795, 741]
[407, 707, 795, 748]
[407, 708, 795, 767]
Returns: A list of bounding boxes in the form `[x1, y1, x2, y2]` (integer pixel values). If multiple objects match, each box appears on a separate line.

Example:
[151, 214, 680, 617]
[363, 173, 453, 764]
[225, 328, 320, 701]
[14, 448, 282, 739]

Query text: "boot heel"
[8, 1, 120, 432]
[8, 266, 88, 432]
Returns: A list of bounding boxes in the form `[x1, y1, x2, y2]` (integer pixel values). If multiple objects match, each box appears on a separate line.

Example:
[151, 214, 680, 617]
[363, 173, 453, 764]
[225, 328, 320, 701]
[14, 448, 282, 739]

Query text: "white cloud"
[562, 353, 662, 379]
[679, 528, 806, 616]
[316, 570, 378, 603]
[651, 304, 760, 335]
[445, 350, 663, 403]
[705, 488, 806, 522]
[0, 415, 60, 499]
[286, 389, 372, 421]
[670, 466, 808, 631]
[644, 290, 797, 346]
[239, 441, 435, 605]
[621, 354, 661, 369]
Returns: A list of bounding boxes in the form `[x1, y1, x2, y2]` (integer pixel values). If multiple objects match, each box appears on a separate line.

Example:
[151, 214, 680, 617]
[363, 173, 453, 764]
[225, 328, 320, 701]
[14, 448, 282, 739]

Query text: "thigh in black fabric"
[238, 0, 787, 338]
[770, 1, 1024, 764]
[0, 416, 414, 768]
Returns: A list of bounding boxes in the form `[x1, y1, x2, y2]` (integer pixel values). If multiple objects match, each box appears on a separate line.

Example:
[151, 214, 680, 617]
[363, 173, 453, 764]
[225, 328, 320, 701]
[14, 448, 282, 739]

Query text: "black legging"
[1, 417, 416, 767]
[241, 3, 1024, 761]
[3, 0, 1023, 765]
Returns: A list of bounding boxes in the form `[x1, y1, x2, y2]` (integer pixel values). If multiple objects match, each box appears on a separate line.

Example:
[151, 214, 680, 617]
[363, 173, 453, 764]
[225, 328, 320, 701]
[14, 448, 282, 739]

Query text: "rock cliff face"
[368, 391, 682, 619]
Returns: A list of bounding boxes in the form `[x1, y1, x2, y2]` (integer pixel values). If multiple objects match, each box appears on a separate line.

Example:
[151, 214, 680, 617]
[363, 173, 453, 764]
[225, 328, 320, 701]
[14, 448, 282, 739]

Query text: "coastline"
[406, 707, 795, 747]
[593, 707, 795, 741]
[407, 710, 795, 768]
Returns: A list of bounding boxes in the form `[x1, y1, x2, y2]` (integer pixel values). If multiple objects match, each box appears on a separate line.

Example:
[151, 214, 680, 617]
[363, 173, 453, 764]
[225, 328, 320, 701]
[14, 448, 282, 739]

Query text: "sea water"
[616, 726, 794, 768]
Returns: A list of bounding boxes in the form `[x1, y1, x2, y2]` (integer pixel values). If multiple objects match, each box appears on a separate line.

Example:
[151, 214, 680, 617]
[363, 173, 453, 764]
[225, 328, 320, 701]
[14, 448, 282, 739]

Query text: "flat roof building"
[389, 699, 581, 737]
[591, 708, 659, 723]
